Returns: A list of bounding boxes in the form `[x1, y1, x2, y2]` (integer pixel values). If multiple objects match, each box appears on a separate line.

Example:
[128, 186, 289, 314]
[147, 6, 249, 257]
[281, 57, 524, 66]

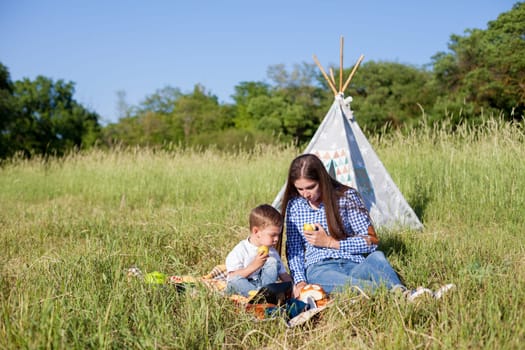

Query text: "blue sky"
[0, 1, 518, 124]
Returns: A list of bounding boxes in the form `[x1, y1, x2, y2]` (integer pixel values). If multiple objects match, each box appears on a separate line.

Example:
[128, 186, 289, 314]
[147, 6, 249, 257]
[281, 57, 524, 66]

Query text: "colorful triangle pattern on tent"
[314, 149, 353, 186]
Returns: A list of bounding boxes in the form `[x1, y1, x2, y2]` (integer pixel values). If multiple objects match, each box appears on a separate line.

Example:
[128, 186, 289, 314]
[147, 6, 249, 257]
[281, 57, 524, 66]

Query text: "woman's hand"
[293, 281, 307, 298]
[304, 224, 338, 249]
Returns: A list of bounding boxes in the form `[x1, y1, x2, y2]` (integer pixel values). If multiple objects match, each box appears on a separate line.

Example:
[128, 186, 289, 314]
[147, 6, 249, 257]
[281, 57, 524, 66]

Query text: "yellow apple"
[303, 223, 316, 231]
[257, 245, 269, 255]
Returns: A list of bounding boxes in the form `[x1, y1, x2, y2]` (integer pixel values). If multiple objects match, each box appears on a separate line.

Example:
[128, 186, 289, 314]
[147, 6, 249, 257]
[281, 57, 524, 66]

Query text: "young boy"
[225, 204, 292, 297]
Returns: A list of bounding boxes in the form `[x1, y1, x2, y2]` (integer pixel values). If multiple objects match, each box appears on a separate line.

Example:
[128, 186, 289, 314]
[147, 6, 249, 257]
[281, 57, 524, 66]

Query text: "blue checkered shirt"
[285, 188, 378, 284]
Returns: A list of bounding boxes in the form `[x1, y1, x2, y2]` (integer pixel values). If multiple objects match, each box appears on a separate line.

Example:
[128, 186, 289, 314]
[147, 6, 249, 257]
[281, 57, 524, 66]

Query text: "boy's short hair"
[249, 204, 283, 230]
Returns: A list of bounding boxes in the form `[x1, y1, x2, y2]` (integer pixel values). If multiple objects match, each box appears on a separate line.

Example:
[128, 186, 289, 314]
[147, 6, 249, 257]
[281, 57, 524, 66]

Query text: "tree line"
[1, 2, 523, 159]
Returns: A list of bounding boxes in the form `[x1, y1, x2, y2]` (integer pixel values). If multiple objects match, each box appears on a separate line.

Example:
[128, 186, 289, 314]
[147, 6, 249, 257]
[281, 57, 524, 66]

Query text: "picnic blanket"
[126, 264, 333, 327]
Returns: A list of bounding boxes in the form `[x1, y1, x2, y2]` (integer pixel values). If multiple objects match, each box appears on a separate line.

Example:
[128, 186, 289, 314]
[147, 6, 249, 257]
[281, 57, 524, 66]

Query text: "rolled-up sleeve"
[339, 235, 377, 254]
[339, 189, 378, 254]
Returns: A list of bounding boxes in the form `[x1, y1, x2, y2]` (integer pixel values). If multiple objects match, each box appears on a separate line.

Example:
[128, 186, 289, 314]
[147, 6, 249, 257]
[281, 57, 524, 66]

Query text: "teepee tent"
[272, 38, 423, 231]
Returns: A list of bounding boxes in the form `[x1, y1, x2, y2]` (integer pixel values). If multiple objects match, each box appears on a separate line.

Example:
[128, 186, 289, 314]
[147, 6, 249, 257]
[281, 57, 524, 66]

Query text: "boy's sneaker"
[404, 287, 434, 302]
[304, 296, 318, 310]
[433, 283, 456, 299]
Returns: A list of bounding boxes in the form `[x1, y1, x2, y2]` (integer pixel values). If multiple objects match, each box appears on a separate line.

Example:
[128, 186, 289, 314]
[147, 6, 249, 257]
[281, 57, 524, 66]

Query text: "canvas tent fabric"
[272, 94, 423, 231]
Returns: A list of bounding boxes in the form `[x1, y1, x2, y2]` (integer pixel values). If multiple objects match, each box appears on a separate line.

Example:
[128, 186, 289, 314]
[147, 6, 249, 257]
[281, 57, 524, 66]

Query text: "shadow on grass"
[408, 177, 432, 224]
[378, 234, 408, 257]
[378, 233, 411, 286]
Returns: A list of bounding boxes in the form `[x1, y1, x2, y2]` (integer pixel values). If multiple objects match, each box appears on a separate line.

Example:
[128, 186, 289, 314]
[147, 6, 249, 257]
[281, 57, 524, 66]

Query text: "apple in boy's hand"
[257, 246, 269, 255]
[303, 223, 316, 231]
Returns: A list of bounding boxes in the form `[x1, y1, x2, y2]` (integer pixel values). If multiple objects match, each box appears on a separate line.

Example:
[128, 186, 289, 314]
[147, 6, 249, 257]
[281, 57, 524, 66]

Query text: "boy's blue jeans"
[226, 257, 279, 297]
[306, 251, 404, 294]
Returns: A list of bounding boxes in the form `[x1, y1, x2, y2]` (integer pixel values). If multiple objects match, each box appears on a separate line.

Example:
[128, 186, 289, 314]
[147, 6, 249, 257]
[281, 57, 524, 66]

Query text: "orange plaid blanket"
[126, 264, 333, 326]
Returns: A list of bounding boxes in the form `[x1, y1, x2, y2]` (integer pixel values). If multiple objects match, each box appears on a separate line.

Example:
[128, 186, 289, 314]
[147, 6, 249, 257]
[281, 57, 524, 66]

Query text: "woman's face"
[294, 177, 321, 205]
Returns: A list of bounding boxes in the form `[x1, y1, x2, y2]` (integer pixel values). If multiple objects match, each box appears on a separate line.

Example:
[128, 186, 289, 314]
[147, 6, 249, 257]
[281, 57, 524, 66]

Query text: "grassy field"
[1, 119, 524, 349]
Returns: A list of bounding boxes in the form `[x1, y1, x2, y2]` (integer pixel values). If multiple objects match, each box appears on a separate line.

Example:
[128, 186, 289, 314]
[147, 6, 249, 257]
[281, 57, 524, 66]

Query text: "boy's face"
[252, 224, 281, 248]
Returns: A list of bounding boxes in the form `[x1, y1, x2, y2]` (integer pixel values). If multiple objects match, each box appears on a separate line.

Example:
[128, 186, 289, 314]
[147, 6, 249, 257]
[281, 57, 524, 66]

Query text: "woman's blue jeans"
[306, 251, 403, 294]
[226, 256, 279, 297]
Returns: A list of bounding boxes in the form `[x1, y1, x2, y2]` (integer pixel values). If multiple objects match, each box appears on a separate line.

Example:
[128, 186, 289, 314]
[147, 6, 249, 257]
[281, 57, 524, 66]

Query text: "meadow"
[1, 118, 524, 349]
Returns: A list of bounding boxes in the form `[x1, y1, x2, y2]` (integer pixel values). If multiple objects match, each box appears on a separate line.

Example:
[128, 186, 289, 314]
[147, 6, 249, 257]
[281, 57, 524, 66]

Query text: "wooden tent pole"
[339, 36, 344, 93]
[313, 54, 338, 95]
[342, 54, 364, 92]
[329, 68, 337, 88]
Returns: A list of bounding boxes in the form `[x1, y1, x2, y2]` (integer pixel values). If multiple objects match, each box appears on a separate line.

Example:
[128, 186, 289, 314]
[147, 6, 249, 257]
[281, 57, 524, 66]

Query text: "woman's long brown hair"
[280, 154, 350, 248]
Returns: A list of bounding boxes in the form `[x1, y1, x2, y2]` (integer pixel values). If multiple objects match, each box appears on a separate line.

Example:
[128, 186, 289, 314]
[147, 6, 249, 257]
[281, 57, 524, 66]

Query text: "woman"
[281, 154, 453, 300]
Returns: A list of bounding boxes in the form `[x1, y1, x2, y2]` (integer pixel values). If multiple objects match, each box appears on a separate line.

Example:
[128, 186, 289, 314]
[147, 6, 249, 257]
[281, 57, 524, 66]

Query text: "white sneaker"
[304, 296, 318, 310]
[404, 287, 434, 302]
[433, 284, 456, 299]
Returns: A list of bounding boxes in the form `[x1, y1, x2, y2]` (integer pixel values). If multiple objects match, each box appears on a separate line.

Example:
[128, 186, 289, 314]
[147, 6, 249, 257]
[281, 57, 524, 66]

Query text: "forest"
[1, 2, 523, 159]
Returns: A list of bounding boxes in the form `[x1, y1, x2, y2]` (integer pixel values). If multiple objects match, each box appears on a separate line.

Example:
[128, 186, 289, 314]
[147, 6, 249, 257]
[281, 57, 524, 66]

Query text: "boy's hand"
[250, 250, 268, 270]
[228, 250, 270, 279]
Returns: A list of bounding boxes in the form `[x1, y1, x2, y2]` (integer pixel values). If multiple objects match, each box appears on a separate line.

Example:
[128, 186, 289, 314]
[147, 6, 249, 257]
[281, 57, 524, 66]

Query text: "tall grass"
[1, 118, 524, 349]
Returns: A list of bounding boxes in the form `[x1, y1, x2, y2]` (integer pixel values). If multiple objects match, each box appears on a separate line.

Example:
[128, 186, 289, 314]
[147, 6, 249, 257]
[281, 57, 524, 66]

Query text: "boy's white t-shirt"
[225, 238, 287, 281]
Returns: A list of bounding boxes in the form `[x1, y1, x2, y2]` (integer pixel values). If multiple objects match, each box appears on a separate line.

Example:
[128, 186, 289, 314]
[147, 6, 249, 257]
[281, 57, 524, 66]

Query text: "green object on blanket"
[145, 271, 167, 284]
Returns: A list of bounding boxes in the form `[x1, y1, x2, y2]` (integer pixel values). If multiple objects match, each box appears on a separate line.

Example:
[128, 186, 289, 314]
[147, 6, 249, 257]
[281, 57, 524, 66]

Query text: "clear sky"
[0, 0, 518, 124]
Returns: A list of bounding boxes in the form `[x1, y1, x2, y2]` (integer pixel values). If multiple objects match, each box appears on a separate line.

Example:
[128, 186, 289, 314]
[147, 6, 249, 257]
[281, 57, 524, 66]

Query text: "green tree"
[173, 84, 228, 144]
[232, 63, 326, 144]
[267, 62, 319, 89]
[231, 81, 271, 130]
[137, 86, 182, 115]
[272, 84, 326, 142]
[102, 115, 144, 147]
[102, 86, 183, 147]
[6, 75, 101, 157]
[268, 62, 327, 141]
[431, 2, 525, 121]
[102, 85, 224, 147]
[106, 84, 232, 147]
[343, 61, 435, 130]
[0, 63, 18, 158]
[137, 86, 185, 145]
